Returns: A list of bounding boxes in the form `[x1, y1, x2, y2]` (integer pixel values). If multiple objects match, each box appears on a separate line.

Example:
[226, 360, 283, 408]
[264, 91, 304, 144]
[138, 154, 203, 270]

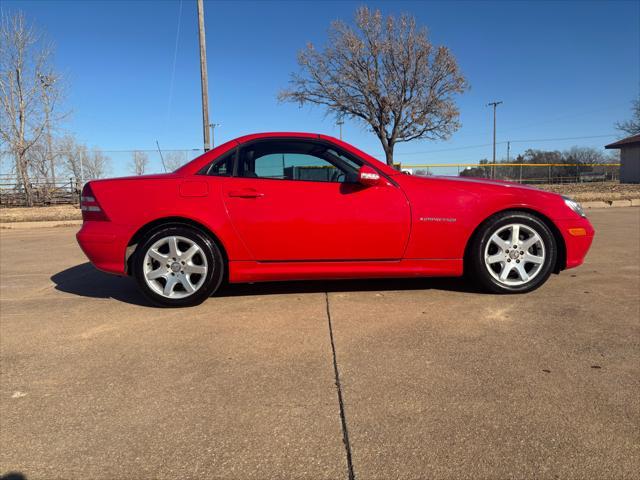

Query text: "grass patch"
[0, 205, 82, 223]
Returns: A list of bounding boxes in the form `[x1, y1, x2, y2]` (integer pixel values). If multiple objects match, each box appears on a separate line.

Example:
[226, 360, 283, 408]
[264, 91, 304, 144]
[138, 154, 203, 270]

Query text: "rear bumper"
[556, 216, 595, 270]
[76, 221, 131, 275]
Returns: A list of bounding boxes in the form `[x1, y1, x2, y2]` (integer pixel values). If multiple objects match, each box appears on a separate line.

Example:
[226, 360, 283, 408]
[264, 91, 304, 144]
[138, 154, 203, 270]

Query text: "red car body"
[77, 132, 594, 285]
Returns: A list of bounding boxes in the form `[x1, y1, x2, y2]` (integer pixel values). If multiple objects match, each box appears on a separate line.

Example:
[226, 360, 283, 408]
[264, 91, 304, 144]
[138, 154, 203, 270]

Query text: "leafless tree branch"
[279, 6, 468, 166]
[615, 97, 640, 137]
[130, 150, 149, 176]
[0, 11, 67, 205]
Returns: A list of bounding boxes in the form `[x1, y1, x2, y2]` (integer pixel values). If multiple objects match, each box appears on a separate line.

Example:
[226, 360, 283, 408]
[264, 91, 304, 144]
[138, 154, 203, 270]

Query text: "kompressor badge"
[420, 217, 457, 223]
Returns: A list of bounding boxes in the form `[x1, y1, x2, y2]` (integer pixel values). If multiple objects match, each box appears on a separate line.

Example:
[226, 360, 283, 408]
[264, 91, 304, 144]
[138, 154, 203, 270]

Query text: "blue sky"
[2, 0, 639, 175]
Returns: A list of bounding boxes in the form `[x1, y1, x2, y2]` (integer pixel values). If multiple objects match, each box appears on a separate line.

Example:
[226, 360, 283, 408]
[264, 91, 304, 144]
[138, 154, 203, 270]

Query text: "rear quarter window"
[199, 149, 235, 176]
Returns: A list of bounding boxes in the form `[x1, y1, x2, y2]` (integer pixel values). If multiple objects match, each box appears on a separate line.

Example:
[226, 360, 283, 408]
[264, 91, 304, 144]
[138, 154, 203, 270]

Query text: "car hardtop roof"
[233, 132, 321, 143]
[233, 133, 397, 174]
[178, 132, 398, 177]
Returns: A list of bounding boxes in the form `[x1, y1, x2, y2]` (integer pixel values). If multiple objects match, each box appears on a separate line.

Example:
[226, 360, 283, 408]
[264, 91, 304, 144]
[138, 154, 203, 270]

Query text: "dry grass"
[0, 204, 82, 223]
[535, 182, 640, 202]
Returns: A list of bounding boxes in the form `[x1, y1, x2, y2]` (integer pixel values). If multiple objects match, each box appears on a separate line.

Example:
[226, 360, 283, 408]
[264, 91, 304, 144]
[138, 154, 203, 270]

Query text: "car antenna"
[156, 140, 167, 172]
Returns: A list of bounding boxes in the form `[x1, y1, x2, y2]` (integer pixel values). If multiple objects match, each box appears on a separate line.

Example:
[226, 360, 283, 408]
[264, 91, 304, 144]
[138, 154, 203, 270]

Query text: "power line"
[100, 148, 200, 153]
[165, 0, 183, 130]
[502, 102, 627, 134]
[398, 142, 496, 155]
[0, 134, 618, 157]
[0, 148, 201, 155]
[508, 134, 617, 143]
[394, 134, 618, 156]
[0, 136, 619, 159]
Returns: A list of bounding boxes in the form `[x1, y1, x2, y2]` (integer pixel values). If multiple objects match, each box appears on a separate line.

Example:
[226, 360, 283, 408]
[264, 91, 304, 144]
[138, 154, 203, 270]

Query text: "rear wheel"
[133, 225, 224, 307]
[469, 212, 557, 293]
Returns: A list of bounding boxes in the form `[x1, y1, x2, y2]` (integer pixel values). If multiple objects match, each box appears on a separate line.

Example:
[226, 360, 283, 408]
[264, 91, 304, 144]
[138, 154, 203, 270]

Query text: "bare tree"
[57, 135, 86, 181]
[164, 151, 188, 171]
[58, 136, 110, 183]
[615, 97, 640, 136]
[26, 138, 51, 182]
[85, 147, 110, 180]
[279, 6, 468, 166]
[0, 12, 65, 205]
[130, 151, 149, 175]
[38, 70, 64, 184]
[564, 146, 608, 165]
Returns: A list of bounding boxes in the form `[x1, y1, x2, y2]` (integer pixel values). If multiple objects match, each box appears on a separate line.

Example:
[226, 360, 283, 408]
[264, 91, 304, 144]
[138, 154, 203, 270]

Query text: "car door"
[220, 139, 411, 261]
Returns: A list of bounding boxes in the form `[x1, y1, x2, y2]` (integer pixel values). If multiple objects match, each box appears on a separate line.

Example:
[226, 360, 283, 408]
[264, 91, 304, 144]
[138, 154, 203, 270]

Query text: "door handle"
[227, 189, 264, 198]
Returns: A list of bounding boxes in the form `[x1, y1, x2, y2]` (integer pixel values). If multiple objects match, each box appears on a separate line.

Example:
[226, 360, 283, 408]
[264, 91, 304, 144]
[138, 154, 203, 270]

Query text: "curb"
[583, 199, 640, 209]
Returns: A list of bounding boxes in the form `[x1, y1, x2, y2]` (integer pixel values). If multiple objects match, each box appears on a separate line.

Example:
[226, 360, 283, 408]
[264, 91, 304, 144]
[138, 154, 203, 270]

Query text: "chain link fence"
[0, 149, 203, 207]
[400, 163, 620, 184]
[0, 150, 622, 207]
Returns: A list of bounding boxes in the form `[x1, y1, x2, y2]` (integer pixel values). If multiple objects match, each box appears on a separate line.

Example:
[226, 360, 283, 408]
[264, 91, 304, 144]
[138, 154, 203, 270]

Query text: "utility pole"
[487, 101, 502, 179]
[507, 141, 510, 162]
[336, 115, 344, 140]
[210, 123, 221, 148]
[197, 0, 211, 152]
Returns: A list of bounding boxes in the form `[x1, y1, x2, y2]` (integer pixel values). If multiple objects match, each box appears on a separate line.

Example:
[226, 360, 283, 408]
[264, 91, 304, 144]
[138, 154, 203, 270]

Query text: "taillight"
[80, 183, 109, 221]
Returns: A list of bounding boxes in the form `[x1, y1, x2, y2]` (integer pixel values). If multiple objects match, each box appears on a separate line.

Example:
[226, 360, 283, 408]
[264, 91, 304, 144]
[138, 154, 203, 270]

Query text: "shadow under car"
[51, 262, 477, 307]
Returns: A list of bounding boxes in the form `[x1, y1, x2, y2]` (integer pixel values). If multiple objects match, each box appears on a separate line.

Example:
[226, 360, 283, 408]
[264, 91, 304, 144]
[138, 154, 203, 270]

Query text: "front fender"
[399, 176, 573, 260]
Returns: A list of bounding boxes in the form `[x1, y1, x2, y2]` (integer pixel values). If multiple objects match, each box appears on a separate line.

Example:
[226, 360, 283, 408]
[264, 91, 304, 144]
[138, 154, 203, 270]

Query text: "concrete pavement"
[1, 208, 639, 479]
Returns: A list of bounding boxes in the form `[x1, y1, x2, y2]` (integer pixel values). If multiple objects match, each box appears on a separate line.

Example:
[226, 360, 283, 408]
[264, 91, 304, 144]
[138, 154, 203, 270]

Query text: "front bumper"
[76, 221, 132, 275]
[556, 216, 595, 270]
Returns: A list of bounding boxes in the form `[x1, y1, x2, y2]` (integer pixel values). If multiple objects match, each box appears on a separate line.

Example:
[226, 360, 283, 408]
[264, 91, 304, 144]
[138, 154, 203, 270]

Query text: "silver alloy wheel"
[484, 223, 546, 287]
[143, 235, 208, 299]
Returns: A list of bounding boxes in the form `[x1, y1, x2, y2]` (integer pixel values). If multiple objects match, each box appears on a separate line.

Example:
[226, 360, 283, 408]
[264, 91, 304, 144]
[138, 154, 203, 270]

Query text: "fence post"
[548, 165, 551, 184]
[71, 177, 78, 204]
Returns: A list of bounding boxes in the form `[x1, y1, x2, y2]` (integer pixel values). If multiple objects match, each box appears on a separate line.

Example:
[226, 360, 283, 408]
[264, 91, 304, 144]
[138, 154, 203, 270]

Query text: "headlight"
[563, 196, 586, 218]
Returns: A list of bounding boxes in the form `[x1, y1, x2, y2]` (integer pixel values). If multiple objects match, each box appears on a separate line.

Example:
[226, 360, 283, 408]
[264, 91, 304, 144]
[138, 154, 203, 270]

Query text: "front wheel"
[133, 225, 224, 307]
[468, 212, 557, 293]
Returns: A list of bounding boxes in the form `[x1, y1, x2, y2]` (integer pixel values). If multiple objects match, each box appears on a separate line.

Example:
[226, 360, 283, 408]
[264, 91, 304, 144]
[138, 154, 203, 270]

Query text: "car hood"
[428, 175, 541, 190]
[400, 174, 563, 200]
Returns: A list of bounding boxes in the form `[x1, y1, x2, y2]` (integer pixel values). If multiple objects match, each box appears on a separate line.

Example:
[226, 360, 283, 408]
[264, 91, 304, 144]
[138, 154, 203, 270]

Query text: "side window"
[253, 153, 287, 179]
[202, 150, 235, 176]
[238, 141, 360, 183]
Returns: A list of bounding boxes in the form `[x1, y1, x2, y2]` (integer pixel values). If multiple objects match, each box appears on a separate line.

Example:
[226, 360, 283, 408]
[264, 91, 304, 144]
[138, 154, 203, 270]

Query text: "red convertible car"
[77, 132, 594, 307]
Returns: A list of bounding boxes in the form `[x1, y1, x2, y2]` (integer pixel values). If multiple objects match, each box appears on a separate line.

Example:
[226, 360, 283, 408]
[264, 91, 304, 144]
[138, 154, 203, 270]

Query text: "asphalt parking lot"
[1, 208, 639, 480]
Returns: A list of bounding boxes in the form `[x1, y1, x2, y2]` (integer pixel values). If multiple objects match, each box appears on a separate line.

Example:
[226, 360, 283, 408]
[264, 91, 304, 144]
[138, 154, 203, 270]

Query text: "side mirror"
[358, 165, 382, 187]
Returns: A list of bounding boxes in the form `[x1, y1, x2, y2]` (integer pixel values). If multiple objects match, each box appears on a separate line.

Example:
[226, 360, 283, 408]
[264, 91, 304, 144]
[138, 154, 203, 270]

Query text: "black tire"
[133, 225, 224, 307]
[468, 211, 557, 294]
